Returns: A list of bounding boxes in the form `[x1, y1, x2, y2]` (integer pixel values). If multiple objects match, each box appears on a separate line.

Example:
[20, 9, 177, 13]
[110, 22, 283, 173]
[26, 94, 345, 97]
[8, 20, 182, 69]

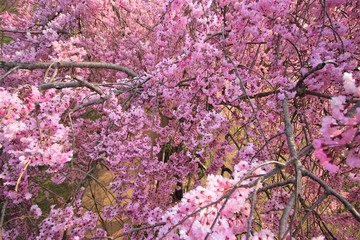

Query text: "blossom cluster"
[314, 72, 360, 172]
[153, 161, 267, 239]
[0, 86, 72, 203]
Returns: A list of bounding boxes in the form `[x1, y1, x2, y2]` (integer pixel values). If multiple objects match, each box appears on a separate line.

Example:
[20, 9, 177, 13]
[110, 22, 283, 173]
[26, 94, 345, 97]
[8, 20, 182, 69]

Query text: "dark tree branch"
[293, 61, 338, 96]
[304, 90, 332, 99]
[245, 90, 279, 99]
[259, 178, 295, 192]
[305, 90, 360, 103]
[0, 28, 42, 34]
[71, 97, 109, 113]
[0, 61, 138, 78]
[74, 77, 104, 96]
[38, 81, 83, 90]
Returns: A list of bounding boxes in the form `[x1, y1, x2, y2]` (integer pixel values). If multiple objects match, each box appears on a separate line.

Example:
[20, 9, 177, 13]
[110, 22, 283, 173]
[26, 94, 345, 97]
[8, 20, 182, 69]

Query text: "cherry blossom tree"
[0, 0, 359, 239]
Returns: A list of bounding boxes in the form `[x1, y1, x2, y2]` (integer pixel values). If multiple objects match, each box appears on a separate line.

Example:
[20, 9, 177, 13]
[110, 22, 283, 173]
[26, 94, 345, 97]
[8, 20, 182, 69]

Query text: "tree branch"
[283, 97, 297, 157]
[0, 28, 42, 34]
[293, 61, 338, 96]
[258, 178, 295, 193]
[246, 179, 262, 240]
[113, 222, 166, 239]
[0, 66, 19, 84]
[279, 192, 296, 239]
[38, 81, 83, 90]
[301, 168, 360, 222]
[0, 61, 138, 78]
[280, 96, 303, 239]
[0, 200, 8, 240]
[305, 90, 360, 103]
[293, 193, 329, 237]
[74, 77, 104, 96]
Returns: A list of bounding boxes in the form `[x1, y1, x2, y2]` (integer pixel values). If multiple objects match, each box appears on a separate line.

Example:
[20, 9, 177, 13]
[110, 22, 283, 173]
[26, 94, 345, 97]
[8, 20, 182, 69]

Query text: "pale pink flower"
[30, 205, 42, 219]
[343, 72, 356, 95]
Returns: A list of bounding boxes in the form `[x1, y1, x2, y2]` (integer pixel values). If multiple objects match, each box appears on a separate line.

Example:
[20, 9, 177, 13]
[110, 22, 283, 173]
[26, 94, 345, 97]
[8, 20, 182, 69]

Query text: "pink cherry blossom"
[0, 0, 359, 239]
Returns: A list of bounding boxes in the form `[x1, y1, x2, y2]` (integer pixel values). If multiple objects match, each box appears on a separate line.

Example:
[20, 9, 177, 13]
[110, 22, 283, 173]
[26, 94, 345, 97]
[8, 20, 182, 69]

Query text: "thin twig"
[0, 66, 19, 84]
[112, 222, 166, 239]
[15, 159, 31, 192]
[43, 62, 57, 83]
[258, 178, 295, 193]
[71, 168, 117, 201]
[293, 193, 329, 237]
[74, 77, 104, 96]
[71, 96, 110, 113]
[220, 24, 256, 113]
[225, 55, 256, 112]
